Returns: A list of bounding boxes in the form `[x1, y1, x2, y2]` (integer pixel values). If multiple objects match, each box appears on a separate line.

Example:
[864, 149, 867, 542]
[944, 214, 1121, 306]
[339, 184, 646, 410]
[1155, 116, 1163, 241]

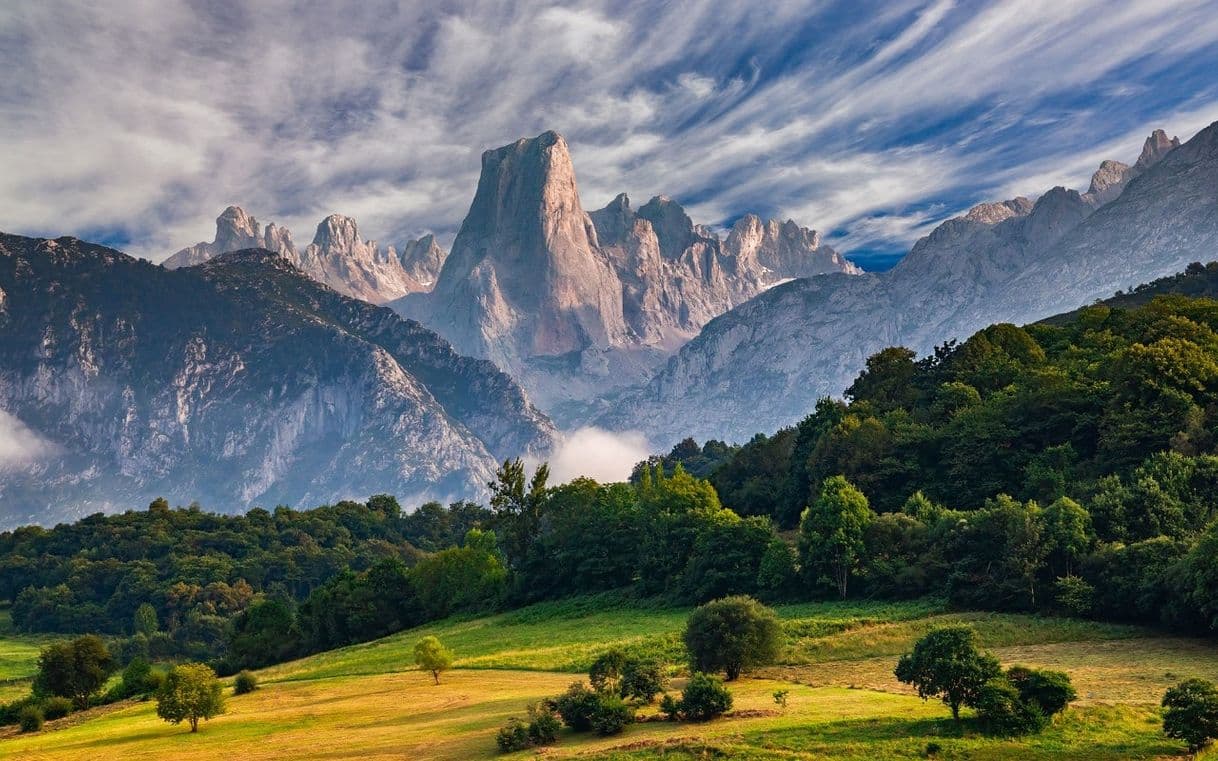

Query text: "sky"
[3, 1, 1218, 271]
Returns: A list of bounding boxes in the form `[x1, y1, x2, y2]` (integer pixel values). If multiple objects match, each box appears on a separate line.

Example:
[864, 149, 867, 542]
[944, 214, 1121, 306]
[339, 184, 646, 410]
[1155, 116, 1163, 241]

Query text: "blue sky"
[2, 1, 1218, 270]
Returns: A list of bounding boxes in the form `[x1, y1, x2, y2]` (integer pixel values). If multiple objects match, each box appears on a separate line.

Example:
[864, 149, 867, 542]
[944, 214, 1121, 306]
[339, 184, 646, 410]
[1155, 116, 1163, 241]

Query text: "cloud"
[1, 1, 1217, 262]
[536, 427, 651, 485]
[0, 410, 56, 468]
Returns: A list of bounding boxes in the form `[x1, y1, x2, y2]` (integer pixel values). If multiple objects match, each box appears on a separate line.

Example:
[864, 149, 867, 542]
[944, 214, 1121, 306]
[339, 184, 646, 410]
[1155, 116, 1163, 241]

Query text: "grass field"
[0, 608, 58, 703]
[3, 595, 1217, 759]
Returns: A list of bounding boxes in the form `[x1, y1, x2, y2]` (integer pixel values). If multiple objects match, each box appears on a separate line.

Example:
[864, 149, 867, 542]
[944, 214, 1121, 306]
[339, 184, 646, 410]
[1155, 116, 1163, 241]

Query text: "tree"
[156, 663, 225, 733]
[1162, 678, 1218, 752]
[33, 635, 115, 709]
[1005, 666, 1075, 717]
[683, 595, 782, 680]
[134, 602, 159, 637]
[1042, 497, 1092, 577]
[678, 672, 733, 721]
[413, 636, 453, 684]
[894, 626, 1002, 721]
[799, 475, 874, 597]
[974, 677, 1047, 735]
[488, 458, 550, 570]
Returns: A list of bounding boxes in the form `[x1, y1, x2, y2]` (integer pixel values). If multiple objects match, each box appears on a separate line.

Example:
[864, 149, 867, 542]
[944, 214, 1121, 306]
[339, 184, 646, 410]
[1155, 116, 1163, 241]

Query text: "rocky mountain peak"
[1135, 128, 1181, 171]
[963, 198, 1034, 225]
[214, 205, 261, 250]
[637, 195, 696, 259]
[397, 234, 446, 287]
[310, 214, 376, 261]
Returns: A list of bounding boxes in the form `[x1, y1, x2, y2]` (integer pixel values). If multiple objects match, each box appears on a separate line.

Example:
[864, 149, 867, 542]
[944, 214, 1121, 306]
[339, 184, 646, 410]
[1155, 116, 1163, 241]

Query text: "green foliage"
[755, 538, 799, 599]
[233, 670, 258, 695]
[678, 672, 733, 721]
[133, 603, 158, 637]
[411, 543, 507, 619]
[799, 476, 874, 598]
[659, 692, 680, 721]
[894, 626, 1002, 721]
[773, 688, 789, 708]
[116, 657, 159, 699]
[1052, 575, 1096, 617]
[589, 649, 627, 694]
[1162, 678, 1218, 752]
[554, 681, 600, 731]
[495, 717, 531, 752]
[974, 677, 1048, 735]
[589, 692, 634, 735]
[155, 662, 225, 733]
[40, 696, 73, 720]
[620, 657, 666, 703]
[226, 597, 301, 671]
[18, 704, 43, 733]
[33, 635, 115, 709]
[413, 636, 453, 684]
[684, 595, 782, 680]
[1005, 665, 1076, 717]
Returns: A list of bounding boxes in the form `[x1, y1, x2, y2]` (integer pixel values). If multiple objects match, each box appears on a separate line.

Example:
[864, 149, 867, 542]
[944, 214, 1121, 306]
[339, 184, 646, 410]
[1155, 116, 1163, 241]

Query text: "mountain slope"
[393, 131, 860, 417]
[603, 124, 1213, 445]
[0, 233, 554, 527]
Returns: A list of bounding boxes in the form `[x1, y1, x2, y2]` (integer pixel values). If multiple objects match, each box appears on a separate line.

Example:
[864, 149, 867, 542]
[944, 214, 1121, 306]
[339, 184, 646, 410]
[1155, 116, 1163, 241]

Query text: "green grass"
[0, 608, 58, 702]
[3, 594, 1214, 759]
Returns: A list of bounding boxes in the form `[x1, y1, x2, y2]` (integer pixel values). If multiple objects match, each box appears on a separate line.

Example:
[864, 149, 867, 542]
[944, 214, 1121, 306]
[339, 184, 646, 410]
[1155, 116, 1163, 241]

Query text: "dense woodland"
[5, 263, 1218, 673]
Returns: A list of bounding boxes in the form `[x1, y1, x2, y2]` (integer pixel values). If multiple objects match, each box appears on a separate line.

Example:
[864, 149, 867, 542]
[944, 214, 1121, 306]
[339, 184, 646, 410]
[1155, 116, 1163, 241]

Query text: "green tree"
[413, 635, 453, 684]
[33, 635, 115, 709]
[678, 672, 733, 721]
[894, 626, 1002, 721]
[134, 602, 159, 637]
[1042, 497, 1093, 577]
[155, 663, 225, 733]
[1162, 678, 1218, 752]
[683, 595, 782, 680]
[799, 475, 874, 597]
[488, 458, 550, 570]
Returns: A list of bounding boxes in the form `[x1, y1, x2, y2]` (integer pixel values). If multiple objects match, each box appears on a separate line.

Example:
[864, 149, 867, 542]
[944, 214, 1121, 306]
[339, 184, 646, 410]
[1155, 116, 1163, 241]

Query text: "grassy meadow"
[3, 595, 1218, 759]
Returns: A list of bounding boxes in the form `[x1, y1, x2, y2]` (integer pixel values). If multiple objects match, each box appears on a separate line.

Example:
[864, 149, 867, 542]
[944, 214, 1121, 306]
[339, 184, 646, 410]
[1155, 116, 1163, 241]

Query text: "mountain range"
[0, 234, 553, 526]
[2, 120, 1217, 525]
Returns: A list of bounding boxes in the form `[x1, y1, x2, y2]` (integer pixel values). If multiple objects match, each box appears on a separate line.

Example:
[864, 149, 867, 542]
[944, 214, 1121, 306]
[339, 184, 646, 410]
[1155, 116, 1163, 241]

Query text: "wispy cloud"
[1, 1, 1216, 262]
[0, 410, 56, 468]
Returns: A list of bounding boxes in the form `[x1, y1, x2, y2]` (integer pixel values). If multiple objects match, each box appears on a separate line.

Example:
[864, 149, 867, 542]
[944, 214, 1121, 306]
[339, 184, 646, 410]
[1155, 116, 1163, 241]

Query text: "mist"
[0, 410, 56, 468]
[535, 427, 652, 485]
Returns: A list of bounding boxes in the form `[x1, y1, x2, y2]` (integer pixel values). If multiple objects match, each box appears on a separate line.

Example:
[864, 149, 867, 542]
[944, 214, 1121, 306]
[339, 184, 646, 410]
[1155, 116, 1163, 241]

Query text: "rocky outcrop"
[164, 207, 447, 304]
[1082, 129, 1181, 207]
[602, 125, 1211, 445]
[393, 131, 861, 417]
[0, 233, 554, 527]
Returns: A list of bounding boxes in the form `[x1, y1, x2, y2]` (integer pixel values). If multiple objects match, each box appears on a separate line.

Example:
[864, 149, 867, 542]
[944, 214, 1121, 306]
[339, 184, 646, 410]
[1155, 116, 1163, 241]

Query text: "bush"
[620, 658, 666, 703]
[974, 677, 1047, 736]
[554, 682, 600, 731]
[495, 717, 531, 753]
[233, 670, 258, 695]
[40, 696, 73, 720]
[19, 705, 44, 733]
[526, 702, 561, 745]
[659, 693, 680, 721]
[1162, 678, 1218, 752]
[684, 595, 782, 680]
[679, 672, 733, 721]
[1005, 666, 1075, 717]
[0, 695, 38, 727]
[117, 657, 158, 699]
[590, 693, 633, 736]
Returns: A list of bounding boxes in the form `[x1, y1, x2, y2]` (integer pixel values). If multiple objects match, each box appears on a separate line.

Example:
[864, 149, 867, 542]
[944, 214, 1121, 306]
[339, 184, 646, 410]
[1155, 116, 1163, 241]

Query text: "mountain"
[0, 233, 554, 527]
[164, 206, 447, 303]
[602, 125, 1213, 445]
[393, 131, 860, 418]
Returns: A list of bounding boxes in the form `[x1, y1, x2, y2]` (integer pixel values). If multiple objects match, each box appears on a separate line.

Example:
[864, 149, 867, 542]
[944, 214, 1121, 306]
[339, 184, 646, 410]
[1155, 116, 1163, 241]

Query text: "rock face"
[604, 124, 1212, 445]
[0, 233, 555, 527]
[164, 207, 447, 304]
[394, 131, 860, 417]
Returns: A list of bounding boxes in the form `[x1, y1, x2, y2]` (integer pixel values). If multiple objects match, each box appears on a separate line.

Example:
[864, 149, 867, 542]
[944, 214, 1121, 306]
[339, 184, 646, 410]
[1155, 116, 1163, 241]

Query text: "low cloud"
[538, 427, 651, 485]
[0, 410, 56, 468]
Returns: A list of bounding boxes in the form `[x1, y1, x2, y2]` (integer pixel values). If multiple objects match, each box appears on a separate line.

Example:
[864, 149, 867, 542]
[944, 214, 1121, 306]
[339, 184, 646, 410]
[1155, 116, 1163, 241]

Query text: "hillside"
[0, 234, 555, 526]
[2, 596, 1213, 759]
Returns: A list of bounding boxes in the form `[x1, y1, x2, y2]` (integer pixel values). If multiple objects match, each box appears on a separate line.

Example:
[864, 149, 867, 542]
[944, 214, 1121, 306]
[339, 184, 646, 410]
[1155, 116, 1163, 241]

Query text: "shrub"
[679, 672, 733, 721]
[554, 682, 600, 731]
[974, 678, 1047, 735]
[621, 658, 666, 703]
[659, 693, 680, 721]
[118, 657, 157, 699]
[526, 701, 561, 745]
[1052, 575, 1095, 616]
[19, 705, 44, 733]
[684, 595, 782, 680]
[773, 689, 789, 708]
[894, 626, 1001, 721]
[495, 717, 531, 753]
[1162, 678, 1218, 752]
[590, 693, 634, 736]
[0, 695, 38, 726]
[1005, 666, 1075, 717]
[233, 670, 258, 695]
[40, 696, 73, 720]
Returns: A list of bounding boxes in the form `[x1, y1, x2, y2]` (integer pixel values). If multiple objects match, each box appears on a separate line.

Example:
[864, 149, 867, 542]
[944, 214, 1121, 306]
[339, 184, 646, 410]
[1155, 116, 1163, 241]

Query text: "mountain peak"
[214, 205, 261, 251]
[1135, 128, 1181, 171]
[637, 195, 695, 259]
